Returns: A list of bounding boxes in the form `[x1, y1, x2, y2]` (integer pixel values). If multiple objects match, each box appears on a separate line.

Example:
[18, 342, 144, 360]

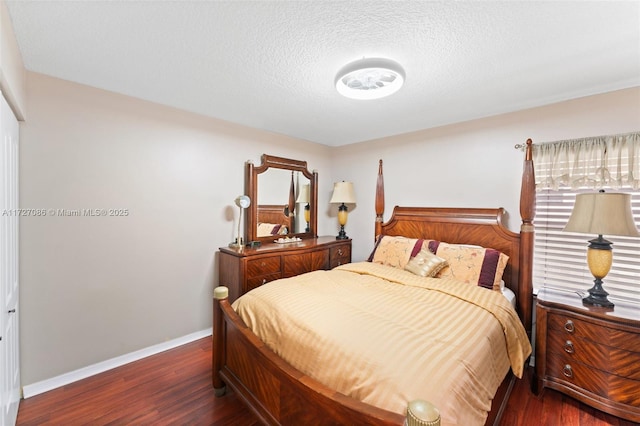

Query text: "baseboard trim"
[22, 328, 213, 398]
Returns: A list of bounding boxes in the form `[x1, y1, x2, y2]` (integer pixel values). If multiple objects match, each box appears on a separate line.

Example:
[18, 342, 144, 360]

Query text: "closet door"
[0, 93, 19, 426]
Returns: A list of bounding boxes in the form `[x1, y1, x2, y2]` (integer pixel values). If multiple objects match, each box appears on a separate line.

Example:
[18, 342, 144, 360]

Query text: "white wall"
[332, 87, 640, 262]
[0, 0, 25, 119]
[19, 72, 332, 385]
[20, 70, 639, 388]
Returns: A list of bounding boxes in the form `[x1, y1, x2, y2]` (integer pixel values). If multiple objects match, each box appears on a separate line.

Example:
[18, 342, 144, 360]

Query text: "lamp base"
[583, 278, 614, 308]
[336, 225, 348, 240]
[228, 238, 244, 251]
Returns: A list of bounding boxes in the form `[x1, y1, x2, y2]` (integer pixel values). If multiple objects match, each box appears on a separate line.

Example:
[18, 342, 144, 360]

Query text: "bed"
[256, 204, 292, 236]
[213, 140, 535, 425]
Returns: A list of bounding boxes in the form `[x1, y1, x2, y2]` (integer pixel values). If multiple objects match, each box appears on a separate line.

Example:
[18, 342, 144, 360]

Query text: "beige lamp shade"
[296, 184, 310, 203]
[329, 181, 356, 204]
[563, 192, 639, 237]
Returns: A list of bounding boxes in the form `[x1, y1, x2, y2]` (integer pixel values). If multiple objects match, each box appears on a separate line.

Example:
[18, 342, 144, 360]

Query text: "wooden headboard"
[256, 204, 291, 235]
[374, 140, 535, 336]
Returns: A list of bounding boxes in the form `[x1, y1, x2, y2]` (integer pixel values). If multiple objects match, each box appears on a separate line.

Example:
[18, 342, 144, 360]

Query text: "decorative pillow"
[433, 242, 509, 290]
[404, 248, 448, 277]
[368, 236, 428, 269]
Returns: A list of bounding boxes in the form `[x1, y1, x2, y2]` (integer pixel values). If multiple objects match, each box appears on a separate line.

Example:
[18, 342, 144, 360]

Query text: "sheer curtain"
[531, 132, 640, 304]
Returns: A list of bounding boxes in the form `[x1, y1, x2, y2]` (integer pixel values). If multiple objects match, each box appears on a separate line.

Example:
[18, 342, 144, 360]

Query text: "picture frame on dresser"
[534, 287, 640, 423]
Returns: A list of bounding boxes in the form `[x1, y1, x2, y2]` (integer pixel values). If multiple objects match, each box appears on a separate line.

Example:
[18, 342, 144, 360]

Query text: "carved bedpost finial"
[375, 159, 385, 239]
[520, 139, 535, 228]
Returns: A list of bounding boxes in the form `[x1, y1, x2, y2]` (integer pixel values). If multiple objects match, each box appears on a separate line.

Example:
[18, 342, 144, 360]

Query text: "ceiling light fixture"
[335, 58, 405, 100]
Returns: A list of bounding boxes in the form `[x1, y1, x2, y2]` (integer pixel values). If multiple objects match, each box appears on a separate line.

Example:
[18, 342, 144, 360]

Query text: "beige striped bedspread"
[232, 261, 532, 426]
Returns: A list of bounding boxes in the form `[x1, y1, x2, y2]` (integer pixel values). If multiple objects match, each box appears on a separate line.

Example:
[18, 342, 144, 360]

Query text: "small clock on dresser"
[533, 288, 640, 423]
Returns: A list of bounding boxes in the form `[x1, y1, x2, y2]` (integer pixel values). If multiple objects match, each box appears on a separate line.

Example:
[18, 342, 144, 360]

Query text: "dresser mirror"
[245, 154, 318, 244]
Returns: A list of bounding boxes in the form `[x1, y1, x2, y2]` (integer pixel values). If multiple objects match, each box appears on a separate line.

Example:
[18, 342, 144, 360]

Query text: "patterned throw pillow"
[368, 236, 429, 269]
[404, 248, 449, 277]
[433, 242, 509, 290]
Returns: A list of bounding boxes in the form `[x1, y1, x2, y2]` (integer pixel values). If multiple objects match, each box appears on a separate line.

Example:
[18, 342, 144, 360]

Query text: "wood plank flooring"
[16, 337, 636, 426]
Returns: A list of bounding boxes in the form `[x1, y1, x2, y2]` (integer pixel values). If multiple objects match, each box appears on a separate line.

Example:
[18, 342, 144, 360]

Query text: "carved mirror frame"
[245, 154, 318, 244]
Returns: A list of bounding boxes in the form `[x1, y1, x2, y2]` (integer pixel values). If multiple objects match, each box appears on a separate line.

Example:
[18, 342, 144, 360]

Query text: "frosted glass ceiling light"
[335, 58, 405, 100]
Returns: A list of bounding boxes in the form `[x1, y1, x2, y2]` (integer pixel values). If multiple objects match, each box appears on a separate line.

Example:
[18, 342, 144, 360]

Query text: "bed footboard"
[213, 286, 515, 425]
[212, 286, 406, 426]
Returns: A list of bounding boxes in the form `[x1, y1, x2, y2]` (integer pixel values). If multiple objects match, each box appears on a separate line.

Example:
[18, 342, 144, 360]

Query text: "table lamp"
[563, 190, 639, 307]
[229, 195, 251, 249]
[296, 184, 310, 232]
[329, 181, 356, 240]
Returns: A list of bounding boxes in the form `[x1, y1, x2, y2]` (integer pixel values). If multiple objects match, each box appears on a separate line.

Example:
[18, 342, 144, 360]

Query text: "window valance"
[533, 132, 639, 190]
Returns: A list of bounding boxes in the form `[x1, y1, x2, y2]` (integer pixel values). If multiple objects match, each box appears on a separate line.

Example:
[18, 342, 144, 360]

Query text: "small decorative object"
[229, 195, 251, 250]
[275, 236, 302, 244]
[405, 399, 440, 426]
[563, 190, 639, 307]
[296, 183, 311, 232]
[329, 181, 356, 240]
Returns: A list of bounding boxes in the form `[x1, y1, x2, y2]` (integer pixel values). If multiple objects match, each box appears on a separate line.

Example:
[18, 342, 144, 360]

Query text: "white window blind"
[532, 132, 640, 305]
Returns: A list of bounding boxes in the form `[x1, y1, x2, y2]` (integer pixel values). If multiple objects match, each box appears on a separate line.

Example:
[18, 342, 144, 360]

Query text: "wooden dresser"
[218, 236, 351, 303]
[534, 288, 640, 422]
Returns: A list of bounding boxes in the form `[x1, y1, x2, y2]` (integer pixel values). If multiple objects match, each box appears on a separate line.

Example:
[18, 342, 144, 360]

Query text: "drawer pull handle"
[564, 320, 575, 333]
[563, 364, 573, 378]
[564, 340, 574, 354]
[262, 279, 267, 285]
[261, 262, 266, 267]
[337, 249, 343, 256]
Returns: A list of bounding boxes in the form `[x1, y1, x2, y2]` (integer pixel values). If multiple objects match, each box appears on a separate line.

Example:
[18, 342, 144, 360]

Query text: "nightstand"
[533, 288, 640, 422]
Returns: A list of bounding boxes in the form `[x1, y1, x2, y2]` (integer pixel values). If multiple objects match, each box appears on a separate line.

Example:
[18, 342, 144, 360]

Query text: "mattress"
[232, 261, 531, 426]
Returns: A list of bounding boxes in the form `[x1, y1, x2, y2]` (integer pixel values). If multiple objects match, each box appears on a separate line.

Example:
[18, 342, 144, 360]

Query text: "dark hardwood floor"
[17, 337, 636, 426]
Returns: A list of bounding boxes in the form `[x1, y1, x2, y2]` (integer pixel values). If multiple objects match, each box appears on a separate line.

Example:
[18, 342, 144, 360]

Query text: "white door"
[0, 93, 19, 426]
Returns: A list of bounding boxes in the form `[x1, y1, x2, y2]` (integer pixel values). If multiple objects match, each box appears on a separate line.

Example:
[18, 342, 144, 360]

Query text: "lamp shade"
[296, 184, 310, 203]
[563, 192, 639, 237]
[235, 195, 251, 209]
[330, 181, 356, 204]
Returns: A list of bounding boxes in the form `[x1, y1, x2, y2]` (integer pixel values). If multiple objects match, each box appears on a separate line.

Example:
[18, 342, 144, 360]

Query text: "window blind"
[533, 186, 640, 304]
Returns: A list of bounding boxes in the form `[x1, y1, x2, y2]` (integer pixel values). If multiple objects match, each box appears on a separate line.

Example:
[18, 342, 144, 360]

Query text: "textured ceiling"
[6, 1, 640, 146]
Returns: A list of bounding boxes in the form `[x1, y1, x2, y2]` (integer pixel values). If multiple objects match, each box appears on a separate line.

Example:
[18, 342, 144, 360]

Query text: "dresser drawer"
[330, 244, 351, 268]
[283, 250, 329, 277]
[247, 256, 281, 276]
[246, 273, 281, 292]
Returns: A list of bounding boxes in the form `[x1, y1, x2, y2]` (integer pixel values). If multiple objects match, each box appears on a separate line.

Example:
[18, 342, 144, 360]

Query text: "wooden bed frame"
[256, 204, 292, 236]
[213, 140, 535, 425]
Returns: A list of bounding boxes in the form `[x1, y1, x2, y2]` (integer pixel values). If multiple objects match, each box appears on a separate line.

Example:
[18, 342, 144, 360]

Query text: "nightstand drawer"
[546, 331, 608, 368]
[548, 312, 602, 341]
[247, 256, 281, 276]
[547, 352, 608, 398]
[609, 375, 640, 406]
[547, 352, 640, 406]
[548, 312, 640, 353]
